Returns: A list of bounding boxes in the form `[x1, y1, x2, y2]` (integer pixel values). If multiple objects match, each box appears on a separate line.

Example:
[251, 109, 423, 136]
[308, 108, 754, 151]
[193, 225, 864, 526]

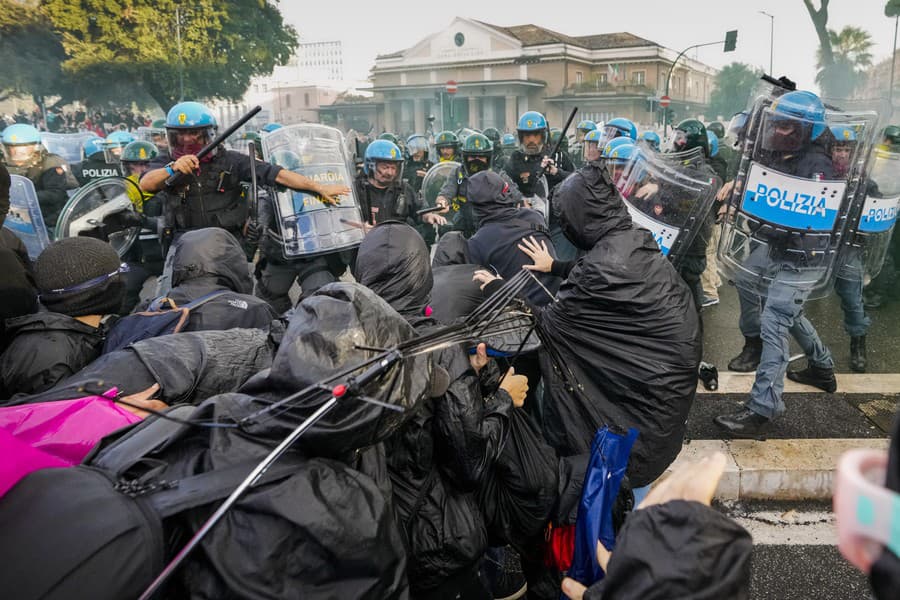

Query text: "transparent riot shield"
[842, 148, 900, 281]
[40, 132, 96, 164]
[261, 124, 364, 259]
[422, 161, 461, 209]
[614, 147, 719, 263]
[717, 93, 878, 299]
[55, 177, 142, 257]
[3, 175, 50, 260]
[133, 127, 168, 154]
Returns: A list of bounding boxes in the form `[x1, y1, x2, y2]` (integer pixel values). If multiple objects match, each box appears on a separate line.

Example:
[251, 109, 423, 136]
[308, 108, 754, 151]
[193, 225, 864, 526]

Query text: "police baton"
[248, 141, 259, 225]
[542, 106, 578, 175]
[165, 105, 263, 188]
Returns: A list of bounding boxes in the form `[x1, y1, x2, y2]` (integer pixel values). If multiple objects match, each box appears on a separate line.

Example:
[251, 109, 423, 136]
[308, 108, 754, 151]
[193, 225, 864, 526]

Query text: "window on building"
[599, 73, 608, 83]
[632, 70, 645, 85]
[575, 71, 583, 84]
[304, 93, 310, 107]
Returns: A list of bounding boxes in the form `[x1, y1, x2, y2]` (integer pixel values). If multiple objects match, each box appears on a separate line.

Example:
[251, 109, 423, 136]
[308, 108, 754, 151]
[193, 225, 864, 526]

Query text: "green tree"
[815, 26, 874, 98]
[39, 0, 298, 112]
[709, 62, 762, 119]
[0, 1, 69, 105]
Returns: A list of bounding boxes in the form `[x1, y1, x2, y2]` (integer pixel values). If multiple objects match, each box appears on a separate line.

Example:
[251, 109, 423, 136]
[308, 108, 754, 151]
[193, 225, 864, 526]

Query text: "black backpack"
[103, 290, 229, 354]
[0, 406, 299, 600]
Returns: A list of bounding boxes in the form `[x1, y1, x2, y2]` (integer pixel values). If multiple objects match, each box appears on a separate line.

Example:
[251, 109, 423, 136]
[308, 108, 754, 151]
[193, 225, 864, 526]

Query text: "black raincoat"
[11, 327, 278, 407]
[355, 223, 515, 594]
[539, 164, 701, 487]
[870, 413, 900, 598]
[0, 312, 108, 399]
[141, 227, 276, 330]
[581, 500, 752, 599]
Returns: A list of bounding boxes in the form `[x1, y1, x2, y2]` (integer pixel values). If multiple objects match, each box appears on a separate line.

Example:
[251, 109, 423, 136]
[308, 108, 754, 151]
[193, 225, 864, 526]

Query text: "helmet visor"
[167, 127, 214, 159]
[760, 110, 812, 153]
[5, 143, 40, 166]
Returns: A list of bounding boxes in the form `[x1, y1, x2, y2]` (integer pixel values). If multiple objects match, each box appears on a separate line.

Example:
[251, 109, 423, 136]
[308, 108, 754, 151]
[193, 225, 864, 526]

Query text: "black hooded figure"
[466, 170, 561, 307]
[537, 163, 702, 488]
[355, 222, 515, 599]
[135, 227, 277, 331]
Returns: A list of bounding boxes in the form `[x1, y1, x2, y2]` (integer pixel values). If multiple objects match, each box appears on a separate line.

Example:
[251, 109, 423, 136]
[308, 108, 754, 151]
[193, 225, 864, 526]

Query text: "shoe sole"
[494, 583, 528, 600]
[785, 375, 837, 393]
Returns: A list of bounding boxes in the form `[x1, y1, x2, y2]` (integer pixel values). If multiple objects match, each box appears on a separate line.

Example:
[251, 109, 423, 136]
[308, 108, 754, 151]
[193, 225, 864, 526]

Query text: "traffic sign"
[660, 95, 671, 108]
[446, 80, 458, 95]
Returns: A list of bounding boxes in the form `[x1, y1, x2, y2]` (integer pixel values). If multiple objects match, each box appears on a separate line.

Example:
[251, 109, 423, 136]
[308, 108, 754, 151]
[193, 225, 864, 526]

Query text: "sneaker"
[701, 295, 719, 307]
[482, 546, 527, 600]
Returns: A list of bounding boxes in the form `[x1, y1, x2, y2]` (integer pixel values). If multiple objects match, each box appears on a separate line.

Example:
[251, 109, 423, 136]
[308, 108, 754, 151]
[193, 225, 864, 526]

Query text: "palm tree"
[816, 26, 874, 98]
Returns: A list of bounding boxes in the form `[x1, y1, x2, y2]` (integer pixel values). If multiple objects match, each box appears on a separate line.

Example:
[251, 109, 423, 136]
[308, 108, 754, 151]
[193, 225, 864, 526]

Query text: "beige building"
[355, 17, 717, 136]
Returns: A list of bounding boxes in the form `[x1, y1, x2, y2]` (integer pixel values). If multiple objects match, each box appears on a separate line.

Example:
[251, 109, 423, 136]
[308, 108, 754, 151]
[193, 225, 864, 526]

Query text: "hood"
[4, 311, 101, 336]
[170, 228, 252, 294]
[468, 170, 519, 227]
[556, 163, 633, 250]
[432, 231, 470, 267]
[353, 222, 432, 318]
[238, 282, 437, 457]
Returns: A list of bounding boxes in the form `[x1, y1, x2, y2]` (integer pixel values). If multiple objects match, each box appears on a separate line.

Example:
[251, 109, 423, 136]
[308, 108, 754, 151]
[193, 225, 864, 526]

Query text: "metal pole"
[663, 40, 724, 136]
[891, 15, 899, 111]
[758, 12, 775, 75]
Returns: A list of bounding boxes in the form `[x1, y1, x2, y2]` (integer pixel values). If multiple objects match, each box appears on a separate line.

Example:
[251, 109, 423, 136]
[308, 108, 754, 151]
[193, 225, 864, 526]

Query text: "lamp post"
[759, 11, 774, 75]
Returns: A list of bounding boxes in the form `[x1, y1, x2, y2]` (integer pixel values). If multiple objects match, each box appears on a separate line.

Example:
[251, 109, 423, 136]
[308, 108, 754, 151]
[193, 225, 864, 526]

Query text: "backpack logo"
[227, 298, 249, 310]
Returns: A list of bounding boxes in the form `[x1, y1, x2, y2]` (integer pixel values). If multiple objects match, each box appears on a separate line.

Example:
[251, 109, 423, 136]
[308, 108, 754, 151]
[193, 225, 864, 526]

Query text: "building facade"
[360, 17, 717, 136]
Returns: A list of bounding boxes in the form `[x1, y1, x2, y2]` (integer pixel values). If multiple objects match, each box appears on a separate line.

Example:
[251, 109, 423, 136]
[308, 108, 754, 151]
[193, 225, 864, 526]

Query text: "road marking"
[698, 372, 900, 395]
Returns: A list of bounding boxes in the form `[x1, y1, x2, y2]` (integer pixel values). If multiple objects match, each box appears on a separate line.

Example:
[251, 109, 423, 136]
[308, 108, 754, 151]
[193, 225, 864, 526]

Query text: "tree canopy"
[815, 26, 874, 98]
[708, 62, 762, 120]
[1, 0, 298, 112]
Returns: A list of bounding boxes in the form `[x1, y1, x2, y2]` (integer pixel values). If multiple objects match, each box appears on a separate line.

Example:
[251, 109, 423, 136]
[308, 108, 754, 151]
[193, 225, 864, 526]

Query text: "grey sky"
[281, 1, 897, 94]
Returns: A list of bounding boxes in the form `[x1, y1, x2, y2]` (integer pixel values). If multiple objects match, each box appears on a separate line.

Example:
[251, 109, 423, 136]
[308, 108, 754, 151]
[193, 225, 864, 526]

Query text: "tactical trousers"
[254, 255, 343, 315]
[835, 262, 871, 337]
[739, 272, 833, 419]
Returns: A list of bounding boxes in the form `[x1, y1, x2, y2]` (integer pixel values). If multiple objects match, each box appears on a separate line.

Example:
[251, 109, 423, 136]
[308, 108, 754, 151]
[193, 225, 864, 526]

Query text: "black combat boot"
[850, 336, 867, 373]
[713, 408, 771, 439]
[727, 336, 762, 372]
[786, 364, 837, 393]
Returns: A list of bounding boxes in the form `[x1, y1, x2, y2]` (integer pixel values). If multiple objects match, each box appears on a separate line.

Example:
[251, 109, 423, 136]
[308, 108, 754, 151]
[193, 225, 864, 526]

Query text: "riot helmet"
[151, 119, 166, 129]
[378, 132, 400, 145]
[461, 133, 493, 176]
[706, 131, 719, 158]
[165, 101, 218, 160]
[549, 128, 568, 152]
[500, 133, 518, 149]
[600, 117, 638, 145]
[638, 131, 661, 152]
[239, 131, 263, 160]
[707, 121, 726, 139]
[829, 125, 857, 178]
[881, 125, 900, 151]
[364, 139, 404, 187]
[434, 130, 460, 160]
[672, 119, 709, 156]
[604, 141, 637, 185]
[120, 141, 159, 177]
[102, 130, 136, 162]
[482, 127, 502, 146]
[82, 136, 106, 160]
[517, 111, 548, 155]
[1, 124, 43, 168]
[760, 90, 826, 153]
[582, 129, 605, 163]
[406, 134, 429, 160]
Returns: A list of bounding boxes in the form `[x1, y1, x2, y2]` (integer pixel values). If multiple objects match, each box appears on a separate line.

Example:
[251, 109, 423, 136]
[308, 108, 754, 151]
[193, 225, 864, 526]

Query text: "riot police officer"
[638, 130, 661, 152]
[598, 117, 638, 147]
[496, 133, 518, 169]
[481, 126, 503, 164]
[434, 130, 461, 163]
[433, 133, 521, 238]
[1, 123, 78, 229]
[140, 101, 348, 250]
[74, 135, 125, 185]
[571, 119, 597, 168]
[501, 111, 563, 199]
[403, 134, 433, 193]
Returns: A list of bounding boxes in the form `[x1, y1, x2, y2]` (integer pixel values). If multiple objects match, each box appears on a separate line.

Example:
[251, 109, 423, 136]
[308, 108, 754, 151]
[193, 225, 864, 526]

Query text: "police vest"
[165, 154, 246, 231]
[356, 177, 410, 224]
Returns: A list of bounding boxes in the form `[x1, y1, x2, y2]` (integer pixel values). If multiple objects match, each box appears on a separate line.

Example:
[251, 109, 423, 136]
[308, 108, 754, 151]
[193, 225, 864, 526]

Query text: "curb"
[697, 372, 900, 395]
[664, 438, 890, 501]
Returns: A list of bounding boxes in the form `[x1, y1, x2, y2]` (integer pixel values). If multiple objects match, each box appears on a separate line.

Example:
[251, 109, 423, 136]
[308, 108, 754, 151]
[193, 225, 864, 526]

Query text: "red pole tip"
[333, 384, 348, 397]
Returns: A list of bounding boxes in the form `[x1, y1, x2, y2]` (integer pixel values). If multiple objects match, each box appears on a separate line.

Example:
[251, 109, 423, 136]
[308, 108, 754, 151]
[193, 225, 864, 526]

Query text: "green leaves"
[708, 62, 762, 120]
[887, 0, 900, 18]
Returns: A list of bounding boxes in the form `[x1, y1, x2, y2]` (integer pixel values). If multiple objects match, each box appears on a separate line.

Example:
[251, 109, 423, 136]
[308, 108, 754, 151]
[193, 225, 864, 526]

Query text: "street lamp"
[759, 11, 774, 75]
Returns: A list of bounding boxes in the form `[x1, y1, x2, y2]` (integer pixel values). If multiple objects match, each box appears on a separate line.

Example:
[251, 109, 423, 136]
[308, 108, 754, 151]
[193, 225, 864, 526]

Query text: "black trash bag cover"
[430, 264, 484, 323]
[170, 227, 253, 294]
[239, 282, 435, 456]
[432, 230, 470, 267]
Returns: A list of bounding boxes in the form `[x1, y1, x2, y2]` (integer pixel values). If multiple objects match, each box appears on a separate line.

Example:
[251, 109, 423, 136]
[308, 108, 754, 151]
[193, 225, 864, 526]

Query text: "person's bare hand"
[635, 182, 659, 199]
[172, 155, 199, 174]
[422, 212, 447, 226]
[541, 156, 558, 175]
[416, 169, 428, 177]
[638, 452, 727, 509]
[435, 196, 451, 214]
[317, 184, 349, 206]
[469, 342, 489, 374]
[518, 235, 554, 273]
[473, 269, 500, 290]
[499, 368, 528, 407]
[118, 383, 168, 419]
[716, 180, 735, 202]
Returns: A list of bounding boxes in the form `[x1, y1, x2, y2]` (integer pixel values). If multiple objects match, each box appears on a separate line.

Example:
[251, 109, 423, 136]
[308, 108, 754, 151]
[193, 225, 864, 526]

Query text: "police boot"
[713, 408, 771, 440]
[850, 336, 867, 373]
[786, 365, 837, 393]
[728, 336, 762, 372]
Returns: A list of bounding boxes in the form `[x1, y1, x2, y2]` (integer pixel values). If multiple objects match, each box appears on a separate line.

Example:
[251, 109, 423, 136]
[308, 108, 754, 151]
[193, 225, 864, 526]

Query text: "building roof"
[375, 19, 659, 60]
